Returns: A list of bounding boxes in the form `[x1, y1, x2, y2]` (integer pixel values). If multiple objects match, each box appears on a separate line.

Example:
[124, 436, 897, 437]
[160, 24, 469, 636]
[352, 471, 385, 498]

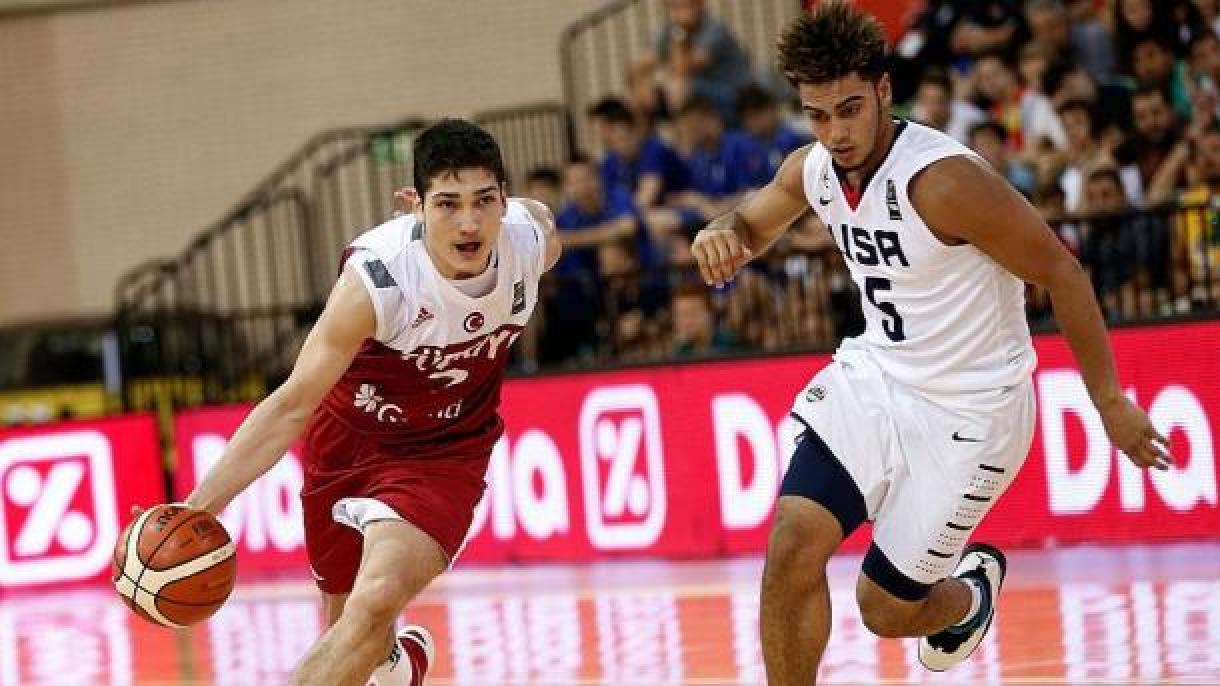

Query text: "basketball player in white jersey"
[179, 119, 561, 685]
[692, 3, 1172, 683]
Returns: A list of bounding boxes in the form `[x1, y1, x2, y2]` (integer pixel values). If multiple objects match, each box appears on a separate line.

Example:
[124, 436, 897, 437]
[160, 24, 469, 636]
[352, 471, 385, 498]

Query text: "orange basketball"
[112, 503, 237, 628]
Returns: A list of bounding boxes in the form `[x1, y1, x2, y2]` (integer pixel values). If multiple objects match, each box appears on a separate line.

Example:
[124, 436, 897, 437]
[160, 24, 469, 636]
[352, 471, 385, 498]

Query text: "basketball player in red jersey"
[180, 119, 561, 685]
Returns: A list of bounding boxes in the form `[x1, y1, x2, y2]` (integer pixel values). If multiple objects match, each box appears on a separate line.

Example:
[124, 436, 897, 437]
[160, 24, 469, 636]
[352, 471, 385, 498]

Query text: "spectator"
[587, 97, 690, 210]
[947, 0, 1029, 61]
[524, 167, 562, 214]
[556, 155, 651, 274]
[1195, 0, 1220, 37]
[912, 68, 986, 144]
[969, 120, 1037, 198]
[1081, 167, 1171, 320]
[638, 0, 755, 125]
[1165, 125, 1220, 307]
[1113, 0, 1200, 73]
[735, 83, 811, 177]
[625, 62, 672, 131]
[596, 237, 669, 361]
[1057, 99, 1144, 212]
[647, 95, 769, 240]
[1130, 36, 1194, 119]
[1043, 59, 1134, 133]
[670, 282, 738, 357]
[1121, 86, 1187, 192]
[973, 52, 1069, 156]
[1024, 0, 1115, 82]
[1018, 42, 1057, 96]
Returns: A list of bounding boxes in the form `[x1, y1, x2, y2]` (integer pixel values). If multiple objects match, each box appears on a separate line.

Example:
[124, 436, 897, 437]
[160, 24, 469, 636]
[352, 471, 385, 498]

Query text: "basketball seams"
[141, 541, 236, 597]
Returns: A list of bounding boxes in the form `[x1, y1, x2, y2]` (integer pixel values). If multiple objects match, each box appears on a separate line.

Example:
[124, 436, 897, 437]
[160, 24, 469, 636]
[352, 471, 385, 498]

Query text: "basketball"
[112, 504, 237, 628]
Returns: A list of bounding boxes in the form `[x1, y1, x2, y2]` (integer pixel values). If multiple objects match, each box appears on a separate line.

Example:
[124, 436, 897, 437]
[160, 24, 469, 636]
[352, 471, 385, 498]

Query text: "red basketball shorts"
[299, 410, 491, 595]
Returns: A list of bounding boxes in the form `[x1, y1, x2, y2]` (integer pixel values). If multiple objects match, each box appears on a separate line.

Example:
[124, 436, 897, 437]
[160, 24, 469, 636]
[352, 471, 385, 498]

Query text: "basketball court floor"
[2, 542, 1217, 685]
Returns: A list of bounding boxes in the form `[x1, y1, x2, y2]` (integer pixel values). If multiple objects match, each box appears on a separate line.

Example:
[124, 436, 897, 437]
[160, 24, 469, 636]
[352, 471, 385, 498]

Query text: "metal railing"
[559, 0, 804, 150]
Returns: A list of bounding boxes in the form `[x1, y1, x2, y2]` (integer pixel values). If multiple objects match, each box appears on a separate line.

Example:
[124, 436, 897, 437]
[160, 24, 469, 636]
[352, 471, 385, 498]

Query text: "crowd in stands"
[519, 0, 1220, 370]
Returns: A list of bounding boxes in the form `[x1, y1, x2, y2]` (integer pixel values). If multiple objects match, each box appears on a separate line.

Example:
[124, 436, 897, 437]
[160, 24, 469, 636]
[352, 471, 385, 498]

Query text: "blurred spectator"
[587, 97, 691, 209]
[670, 282, 739, 357]
[969, 120, 1037, 198]
[1121, 86, 1186, 193]
[1196, 0, 1220, 36]
[524, 167, 562, 214]
[1113, 0, 1200, 73]
[556, 155, 652, 274]
[974, 52, 1069, 156]
[736, 83, 811, 178]
[1163, 124, 1220, 307]
[1057, 99, 1144, 212]
[1043, 59, 1134, 133]
[647, 95, 769, 240]
[946, 0, 1029, 61]
[912, 68, 986, 144]
[626, 62, 672, 131]
[1081, 167, 1171, 320]
[1018, 41, 1057, 95]
[638, 0, 754, 125]
[1188, 29, 1220, 90]
[596, 237, 669, 362]
[1024, 0, 1115, 82]
[1130, 36, 1194, 119]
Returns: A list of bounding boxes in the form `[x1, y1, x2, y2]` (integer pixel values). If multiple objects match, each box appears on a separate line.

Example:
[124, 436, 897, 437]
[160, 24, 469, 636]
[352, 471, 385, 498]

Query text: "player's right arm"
[691, 145, 811, 287]
[185, 268, 375, 514]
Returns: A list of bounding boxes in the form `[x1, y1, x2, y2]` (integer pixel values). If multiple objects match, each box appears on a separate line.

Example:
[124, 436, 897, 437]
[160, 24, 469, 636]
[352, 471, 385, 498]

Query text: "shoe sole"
[918, 543, 1007, 672]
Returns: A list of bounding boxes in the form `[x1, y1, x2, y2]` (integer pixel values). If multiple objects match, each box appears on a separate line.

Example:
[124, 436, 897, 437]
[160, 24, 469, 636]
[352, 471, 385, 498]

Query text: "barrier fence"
[3, 319, 1216, 592]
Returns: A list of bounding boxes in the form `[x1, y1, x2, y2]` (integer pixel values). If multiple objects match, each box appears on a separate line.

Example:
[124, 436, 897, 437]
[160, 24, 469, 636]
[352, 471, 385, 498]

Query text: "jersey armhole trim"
[904, 153, 980, 251]
[344, 252, 392, 342]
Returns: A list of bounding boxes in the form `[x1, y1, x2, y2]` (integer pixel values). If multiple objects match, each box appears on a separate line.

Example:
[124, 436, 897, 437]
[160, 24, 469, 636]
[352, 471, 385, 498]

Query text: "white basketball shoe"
[918, 543, 1006, 672]
[369, 625, 435, 686]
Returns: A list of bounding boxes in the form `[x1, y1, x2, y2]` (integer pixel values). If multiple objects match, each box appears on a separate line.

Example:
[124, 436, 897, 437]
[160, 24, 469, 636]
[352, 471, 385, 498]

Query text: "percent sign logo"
[0, 431, 118, 587]
[579, 385, 667, 549]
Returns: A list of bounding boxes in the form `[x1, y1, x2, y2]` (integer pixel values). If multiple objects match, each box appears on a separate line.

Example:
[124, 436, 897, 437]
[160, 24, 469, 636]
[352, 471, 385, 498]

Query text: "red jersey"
[314, 200, 546, 459]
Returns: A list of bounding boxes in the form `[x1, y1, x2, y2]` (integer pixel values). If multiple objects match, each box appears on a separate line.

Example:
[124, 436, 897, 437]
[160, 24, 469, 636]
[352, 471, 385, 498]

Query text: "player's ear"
[877, 72, 893, 110]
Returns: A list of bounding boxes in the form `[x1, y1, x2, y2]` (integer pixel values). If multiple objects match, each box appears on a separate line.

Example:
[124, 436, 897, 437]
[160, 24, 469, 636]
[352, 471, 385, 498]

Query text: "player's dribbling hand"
[1098, 395, 1173, 470]
[692, 227, 752, 288]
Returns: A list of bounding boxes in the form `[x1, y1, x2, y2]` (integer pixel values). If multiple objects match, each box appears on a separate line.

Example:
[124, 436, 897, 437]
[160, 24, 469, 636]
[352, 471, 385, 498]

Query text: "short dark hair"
[677, 93, 720, 118]
[526, 166, 561, 188]
[1056, 98, 1097, 132]
[917, 67, 951, 93]
[412, 118, 507, 197]
[736, 83, 778, 117]
[565, 152, 596, 170]
[777, 0, 887, 87]
[969, 119, 1008, 144]
[1041, 58, 1081, 96]
[587, 97, 635, 126]
[1189, 28, 1220, 55]
[1086, 166, 1123, 190]
[1131, 84, 1170, 104]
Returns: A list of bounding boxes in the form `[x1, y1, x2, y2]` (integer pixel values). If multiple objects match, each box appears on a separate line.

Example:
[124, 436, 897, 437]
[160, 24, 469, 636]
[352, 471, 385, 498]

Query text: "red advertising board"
[168, 321, 1220, 575]
[0, 415, 164, 591]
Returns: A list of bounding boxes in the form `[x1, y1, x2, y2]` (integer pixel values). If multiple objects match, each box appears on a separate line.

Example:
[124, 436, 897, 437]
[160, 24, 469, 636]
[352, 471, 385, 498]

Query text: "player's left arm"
[911, 155, 1172, 471]
[515, 197, 562, 272]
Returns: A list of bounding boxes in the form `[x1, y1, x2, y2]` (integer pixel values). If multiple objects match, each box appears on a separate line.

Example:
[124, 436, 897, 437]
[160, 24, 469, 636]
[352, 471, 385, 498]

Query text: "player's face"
[799, 72, 892, 172]
[421, 167, 506, 279]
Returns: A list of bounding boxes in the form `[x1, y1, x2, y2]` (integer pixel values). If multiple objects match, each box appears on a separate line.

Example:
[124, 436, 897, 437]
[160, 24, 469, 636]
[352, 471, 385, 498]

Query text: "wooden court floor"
[2, 542, 1218, 685]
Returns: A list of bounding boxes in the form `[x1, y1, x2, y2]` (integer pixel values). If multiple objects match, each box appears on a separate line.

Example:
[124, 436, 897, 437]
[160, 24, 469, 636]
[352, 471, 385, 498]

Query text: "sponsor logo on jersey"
[402, 325, 524, 388]
[464, 312, 485, 333]
[886, 179, 902, 220]
[353, 383, 403, 424]
[411, 307, 434, 329]
[805, 384, 827, 402]
[511, 281, 525, 315]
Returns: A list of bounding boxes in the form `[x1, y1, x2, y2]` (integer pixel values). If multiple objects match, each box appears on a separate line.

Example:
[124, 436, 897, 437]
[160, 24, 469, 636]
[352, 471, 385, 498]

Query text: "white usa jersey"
[803, 120, 1036, 398]
[316, 200, 545, 456]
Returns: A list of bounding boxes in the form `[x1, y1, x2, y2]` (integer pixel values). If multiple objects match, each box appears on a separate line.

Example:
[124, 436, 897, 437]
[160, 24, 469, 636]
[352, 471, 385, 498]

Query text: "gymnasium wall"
[0, 0, 600, 325]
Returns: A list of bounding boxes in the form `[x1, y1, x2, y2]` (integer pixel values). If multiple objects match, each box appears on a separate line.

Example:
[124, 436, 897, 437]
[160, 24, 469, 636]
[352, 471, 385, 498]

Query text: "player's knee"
[345, 576, 407, 629]
[856, 583, 916, 638]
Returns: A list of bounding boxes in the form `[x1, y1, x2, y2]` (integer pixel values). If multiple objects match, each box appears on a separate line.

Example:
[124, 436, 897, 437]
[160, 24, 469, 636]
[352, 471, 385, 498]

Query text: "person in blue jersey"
[648, 94, 770, 239]
[587, 97, 691, 209]
[690, 3, 1173, 683]
[737, 83, 813, 177]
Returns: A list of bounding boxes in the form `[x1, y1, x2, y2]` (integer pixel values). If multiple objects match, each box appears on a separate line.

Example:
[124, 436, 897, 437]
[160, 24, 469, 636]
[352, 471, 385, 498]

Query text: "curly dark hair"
[777, 1, 887, 87]
[412, 118, 507, 196]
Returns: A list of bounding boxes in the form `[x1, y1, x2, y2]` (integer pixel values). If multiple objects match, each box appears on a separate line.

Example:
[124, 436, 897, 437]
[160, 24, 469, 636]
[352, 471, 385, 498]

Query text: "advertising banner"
[168, 321, 1220, 573]
[0, 415, 164, 591]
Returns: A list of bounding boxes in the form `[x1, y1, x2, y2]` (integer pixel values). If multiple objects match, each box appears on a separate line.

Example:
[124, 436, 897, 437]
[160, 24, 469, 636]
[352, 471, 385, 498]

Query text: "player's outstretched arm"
[515, 197, 563, 272]
[692, 145, 811, 287]
[185, 269, 376, 514]
[911, 155, 1172, 471]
